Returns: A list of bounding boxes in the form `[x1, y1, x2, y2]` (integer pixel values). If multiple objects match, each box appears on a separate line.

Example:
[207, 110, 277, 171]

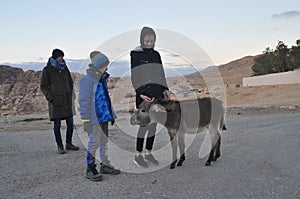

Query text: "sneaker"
[145, 154, 159, 165]
[100, 161, 120, 175]
[57, 144, 66, 154]
[134, 155, 148, 168]
[86, 163, 102, 182]
[66, 143, 80, 150]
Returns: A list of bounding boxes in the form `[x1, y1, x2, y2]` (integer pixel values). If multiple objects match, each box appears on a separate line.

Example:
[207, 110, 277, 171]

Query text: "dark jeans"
[136, 123, 157, 152]
[53, 116, 74, 146]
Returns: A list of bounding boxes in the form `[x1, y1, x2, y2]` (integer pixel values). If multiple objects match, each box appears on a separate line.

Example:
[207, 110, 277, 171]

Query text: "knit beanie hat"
[89, 51, 110, 70]
[52, 49, 64, 59]
[140, 26, 156, 48]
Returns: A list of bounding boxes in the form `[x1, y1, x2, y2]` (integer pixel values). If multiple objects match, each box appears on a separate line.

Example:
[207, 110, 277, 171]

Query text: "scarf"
[49, 57, 66, 70]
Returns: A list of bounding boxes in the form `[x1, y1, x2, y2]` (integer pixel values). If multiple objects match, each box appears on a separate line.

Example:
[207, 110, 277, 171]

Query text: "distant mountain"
[3, 59, 208, 77]
[2, 59, 85, 73]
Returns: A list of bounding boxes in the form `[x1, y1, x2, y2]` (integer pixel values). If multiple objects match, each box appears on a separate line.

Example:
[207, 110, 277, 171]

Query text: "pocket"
[53, 94, 64, 107]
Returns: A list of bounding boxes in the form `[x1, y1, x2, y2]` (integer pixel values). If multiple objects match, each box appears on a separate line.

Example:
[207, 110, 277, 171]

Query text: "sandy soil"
[0, 112, 299, 198]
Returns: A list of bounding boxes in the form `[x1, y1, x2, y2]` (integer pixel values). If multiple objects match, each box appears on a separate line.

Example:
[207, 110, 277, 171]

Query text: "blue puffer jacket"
[78, 70, 116, 124]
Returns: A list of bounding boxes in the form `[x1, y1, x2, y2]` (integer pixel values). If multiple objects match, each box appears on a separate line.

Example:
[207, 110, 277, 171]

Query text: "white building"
[243, 69, 300, 86]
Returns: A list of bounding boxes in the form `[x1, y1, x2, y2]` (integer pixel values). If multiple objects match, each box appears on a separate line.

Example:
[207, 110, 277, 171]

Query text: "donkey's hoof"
[170, 160, 177, 169]
[205, 161, 211, 166]
[177, 162, 183, 166]
[213, 154, 220, 161]
[177, 159, 184, 166]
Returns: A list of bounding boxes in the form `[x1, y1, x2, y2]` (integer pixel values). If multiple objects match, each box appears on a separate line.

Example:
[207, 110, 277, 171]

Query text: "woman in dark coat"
[41, 49, 79, 154]
[131, 27, 170, 167]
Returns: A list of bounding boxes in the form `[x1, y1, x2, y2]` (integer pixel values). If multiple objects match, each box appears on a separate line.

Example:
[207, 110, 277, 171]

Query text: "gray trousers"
[86, 122, 109, 165]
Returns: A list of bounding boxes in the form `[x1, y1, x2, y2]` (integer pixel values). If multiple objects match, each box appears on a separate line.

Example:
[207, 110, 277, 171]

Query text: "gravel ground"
[0, 112, 299, 199]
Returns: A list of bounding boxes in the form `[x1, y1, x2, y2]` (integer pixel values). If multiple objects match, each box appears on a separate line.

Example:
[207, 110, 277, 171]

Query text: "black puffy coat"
[40, 62, 74, 121]
[130, 47, 169, 108]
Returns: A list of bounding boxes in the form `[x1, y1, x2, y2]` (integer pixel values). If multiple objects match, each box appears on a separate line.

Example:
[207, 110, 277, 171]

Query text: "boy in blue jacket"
[78, 51, 120, 182]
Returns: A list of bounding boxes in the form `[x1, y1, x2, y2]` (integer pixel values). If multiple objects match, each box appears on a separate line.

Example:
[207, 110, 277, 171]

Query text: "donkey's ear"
[151, 104, 167, 113]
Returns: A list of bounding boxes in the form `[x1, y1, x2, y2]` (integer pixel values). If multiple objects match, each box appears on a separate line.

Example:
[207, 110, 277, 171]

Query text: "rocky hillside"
[1, 55, 299, 116]
[182, 56, 299, 107]
[218, 55, 256, 85]
[0, 65, 119, 116]
[184, 55, 256, 88]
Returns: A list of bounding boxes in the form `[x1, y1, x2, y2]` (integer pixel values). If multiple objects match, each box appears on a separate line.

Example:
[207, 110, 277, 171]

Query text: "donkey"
[130, 97, 226, 169]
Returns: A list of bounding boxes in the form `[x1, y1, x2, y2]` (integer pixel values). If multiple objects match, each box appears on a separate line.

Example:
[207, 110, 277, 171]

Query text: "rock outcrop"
[0, 65, 119, 116]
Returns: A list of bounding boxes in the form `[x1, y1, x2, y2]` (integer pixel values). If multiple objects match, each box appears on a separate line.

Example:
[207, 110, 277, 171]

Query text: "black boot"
[66, 143, 79, 150]
[86, 163, 102, 182]
[57, 144, 66, 154]
[100, 161, 121, 175]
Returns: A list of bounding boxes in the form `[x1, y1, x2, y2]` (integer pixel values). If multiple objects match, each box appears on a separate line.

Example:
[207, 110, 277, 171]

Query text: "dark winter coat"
[130, 47, 169, 108]
[40, 61, 74, 121]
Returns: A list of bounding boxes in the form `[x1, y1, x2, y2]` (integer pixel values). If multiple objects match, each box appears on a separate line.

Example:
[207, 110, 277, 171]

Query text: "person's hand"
[83, 121, 91, 132]
[140, 94, 155, 102]
[46, 94, 54, 103]
[163, 90, 171, 101]
[111, 120, 115, 126]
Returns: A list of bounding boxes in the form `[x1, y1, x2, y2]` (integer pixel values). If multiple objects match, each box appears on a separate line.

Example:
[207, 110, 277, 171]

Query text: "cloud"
[272, 10, 300, 19]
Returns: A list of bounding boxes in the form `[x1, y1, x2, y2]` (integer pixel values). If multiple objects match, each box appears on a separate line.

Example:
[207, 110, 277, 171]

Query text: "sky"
[1, 0, 300, 67]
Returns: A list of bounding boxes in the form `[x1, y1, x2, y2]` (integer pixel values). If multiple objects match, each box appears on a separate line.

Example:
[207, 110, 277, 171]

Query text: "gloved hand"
[111, 120, 115, 126]
[82, 120, 91, 132]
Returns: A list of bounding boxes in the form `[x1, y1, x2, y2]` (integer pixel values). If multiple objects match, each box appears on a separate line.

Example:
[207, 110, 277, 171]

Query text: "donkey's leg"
[169, 132, 178, 169]
[213, 136, 221, 161]
[205, 146, 215, 166]
[177, 132, 186, 166]
[215, 113, 224, 160]
[205, 126, 219, 166]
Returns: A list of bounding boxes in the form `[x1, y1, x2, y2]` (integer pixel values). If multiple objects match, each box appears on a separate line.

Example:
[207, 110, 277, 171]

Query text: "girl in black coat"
[131, 27, 170, 167]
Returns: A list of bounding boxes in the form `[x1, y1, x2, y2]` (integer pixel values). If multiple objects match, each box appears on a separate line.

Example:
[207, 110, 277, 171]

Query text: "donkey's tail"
[220, 113, 227, 131]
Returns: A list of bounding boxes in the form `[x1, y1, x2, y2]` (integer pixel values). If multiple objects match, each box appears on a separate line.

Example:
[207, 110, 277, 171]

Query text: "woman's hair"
[140, 26, 156, 48]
